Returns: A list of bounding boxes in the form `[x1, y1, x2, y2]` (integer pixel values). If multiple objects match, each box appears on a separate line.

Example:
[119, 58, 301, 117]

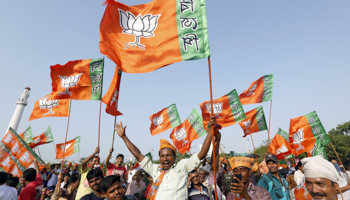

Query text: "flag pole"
[36, 147, 42, 158]
[250, 135, 258, 163]
[266, 100, 273, 151]
[207, 56, 218, 200]
[220, 146, 232, 170]
[52, 141, 57, 155]
[330, 142, 350, 181]
[112, 116, 117, 148]
[98, 101, 102, 156]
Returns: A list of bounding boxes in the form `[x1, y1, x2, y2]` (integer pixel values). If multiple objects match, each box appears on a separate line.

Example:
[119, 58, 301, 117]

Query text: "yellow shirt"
[75, 168, 93, 200]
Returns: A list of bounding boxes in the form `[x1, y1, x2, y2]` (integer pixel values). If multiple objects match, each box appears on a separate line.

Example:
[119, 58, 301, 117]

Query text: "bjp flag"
[170, 109, 207, 154]
[268, 128, 293, 160]
[56, 136, 80, 159]
[29, 94, 70, 121]
[238, 106, 267, 137]
[294, 180, 313, 200]
[239, 74, 274, 105]
[307, 140, 328, 160]
[29, 126, 54, 148]
[49, 58, 104, 100]
[149, 104, 181, 136]
[99, 0, 210, 73]
[19, 126, 33, 144]
[289, 111, 329, 155]
[101, 66, 123, 116]
[200, 89, 246, 130]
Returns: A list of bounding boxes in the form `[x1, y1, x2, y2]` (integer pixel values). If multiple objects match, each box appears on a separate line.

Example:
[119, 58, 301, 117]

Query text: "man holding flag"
[114, 116, 218, 200]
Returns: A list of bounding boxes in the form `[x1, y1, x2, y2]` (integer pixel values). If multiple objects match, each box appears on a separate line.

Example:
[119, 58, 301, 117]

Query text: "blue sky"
[1, 0, 349, 163]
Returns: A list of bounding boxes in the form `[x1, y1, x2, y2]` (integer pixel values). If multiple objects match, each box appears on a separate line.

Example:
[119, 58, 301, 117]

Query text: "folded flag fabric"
[239, 74, 273, 105]
[149, 104, 181, 136]
[238, 106, 268, 137]
[19, 126, 33, 144]
[101, 66, 123, 116]
[29, 94, 70, 121]
[29, 126, 54, 148]
[268, 128, 293, 160]
[56, 136, 80, 159]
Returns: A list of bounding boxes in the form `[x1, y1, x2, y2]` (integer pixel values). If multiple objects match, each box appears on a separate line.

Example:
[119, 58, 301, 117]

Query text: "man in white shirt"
[0, 172, 17, 200]
[294, 161, 304, 185]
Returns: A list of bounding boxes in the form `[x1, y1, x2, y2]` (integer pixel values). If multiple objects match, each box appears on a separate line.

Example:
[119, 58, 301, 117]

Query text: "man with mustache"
[302, 155, 341, 200]
[80, 168, 105, 200]
[115, 116, 218, 200]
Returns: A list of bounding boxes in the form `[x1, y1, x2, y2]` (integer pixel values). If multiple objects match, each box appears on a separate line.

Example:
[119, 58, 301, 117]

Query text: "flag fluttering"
[0, 128, 45, 177]
[101, 66, 123, 116]
[238, 106, 268, 137]
[200, 89, 245, 130]
[289, 111, 330, 155]
[19, 126, 33, 144]
[56, 136, 80, 159]
[239, 74, 274, 105]
[268, 128, 293, 160]
[149, 104, 181, 136]
[170, 109, 207, 154]
[49, 58, 104, 100]
[99, 0, 210, 73]
[294, 180, 313, 200]
[29, 94, 70, 121]
[29, 126, 54, 148]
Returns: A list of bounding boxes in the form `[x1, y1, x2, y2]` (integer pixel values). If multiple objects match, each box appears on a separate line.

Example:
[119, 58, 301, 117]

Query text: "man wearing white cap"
[302, 155, 340, 200]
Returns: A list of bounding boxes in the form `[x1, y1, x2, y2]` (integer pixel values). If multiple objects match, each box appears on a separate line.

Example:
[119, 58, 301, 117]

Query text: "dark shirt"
[188, 183, 210, 200]
[80, 193, 105, 200]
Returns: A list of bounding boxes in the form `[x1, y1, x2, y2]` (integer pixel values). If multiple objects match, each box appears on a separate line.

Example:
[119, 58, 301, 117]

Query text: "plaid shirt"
[188, 183, 210, 200]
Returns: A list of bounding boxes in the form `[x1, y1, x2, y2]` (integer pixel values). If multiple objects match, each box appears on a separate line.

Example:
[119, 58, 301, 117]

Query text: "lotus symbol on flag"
[174, 128, 188, 147]
[276, 144, 288, 155]
[39, 96, 59, 116]
[153, 115, 163, 129]
[58, 73, 83, 96]
[119, 9, 160, 48]
[247, 83, 257, 96]
[61, 143, 72, 151]
[293, 129, 305, 152]
[205, 103, 223, 118]
[243, 120, 251, 134]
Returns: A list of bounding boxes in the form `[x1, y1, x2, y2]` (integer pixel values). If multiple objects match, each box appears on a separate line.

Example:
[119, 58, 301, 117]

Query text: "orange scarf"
[146, 167, 167, 200]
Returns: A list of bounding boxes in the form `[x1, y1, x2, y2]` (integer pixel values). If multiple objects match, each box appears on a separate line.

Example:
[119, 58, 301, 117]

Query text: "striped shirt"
[188, 183, 210, 200]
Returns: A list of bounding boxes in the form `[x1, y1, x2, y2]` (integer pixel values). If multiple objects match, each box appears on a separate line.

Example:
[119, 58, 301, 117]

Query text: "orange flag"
[29, 126, 54, 148]
[238, 106, 267, 137]
[19, 126, 33, 144]
[170, 109, 207, 154]
[49, 58, 104, 100]
[101, 66, 123, 116]
[200, 89, 246, 130]
[56, 136, 80, 159]
[239, 74, 274, 105]
[294, 180, 313, 200]
[268, 128, 293, 160]
[1, 128, 46, 177]
[149, 104, 181, 136]
[29, 94, 70, 121]
[99, 0, 210, 73]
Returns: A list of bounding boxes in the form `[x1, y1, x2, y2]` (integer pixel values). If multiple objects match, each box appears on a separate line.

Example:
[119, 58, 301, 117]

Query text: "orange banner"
[29, 94, 70, 121]
[101, 66, 122, 116]
[56, 136, 80, 159]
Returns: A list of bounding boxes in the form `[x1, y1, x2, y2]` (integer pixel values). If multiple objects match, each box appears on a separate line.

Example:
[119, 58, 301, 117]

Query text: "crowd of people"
[0, 118, 349, 200]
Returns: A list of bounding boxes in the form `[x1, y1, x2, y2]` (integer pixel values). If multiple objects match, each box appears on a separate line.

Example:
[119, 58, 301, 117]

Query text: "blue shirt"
[47, 169, 62, 187]
[257, 171, 290, 200]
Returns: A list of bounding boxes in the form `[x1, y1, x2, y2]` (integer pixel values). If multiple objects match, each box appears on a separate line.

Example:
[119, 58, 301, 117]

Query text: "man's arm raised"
[115, 122, 145, 162]
[81, 147, 99, 171]
[198, 116, 217, 160]
[106, 147, 113, 167]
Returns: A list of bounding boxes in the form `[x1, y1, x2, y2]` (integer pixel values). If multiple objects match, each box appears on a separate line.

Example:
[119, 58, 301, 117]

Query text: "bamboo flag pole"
[36, 147, 42, 158]
[112, 116, 117, 148]
[52, 141, 57, 155]
[98, 101, 102, 156]
[207, 56, 218, 200]
[330, 142, 350, 181]
[266, 100, 273, 150]
[219, 146, 232, 169]
[250, 134, 259, 163]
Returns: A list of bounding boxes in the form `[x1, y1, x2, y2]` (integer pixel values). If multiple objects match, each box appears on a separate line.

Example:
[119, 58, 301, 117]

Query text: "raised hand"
[115, 122, 127, 138]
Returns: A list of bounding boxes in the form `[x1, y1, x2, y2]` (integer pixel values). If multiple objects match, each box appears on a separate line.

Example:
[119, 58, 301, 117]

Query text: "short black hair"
[23, 168, 36, 182]
[158, 148, 176, 157]
[92, 156, 100, 162]
[87, 168, 104, 181]
[0, 172, 7, 184]
[330, 157, 337, 162]
[297, 161, 302, 167]
[101, 175, 121, 193]
[116, 154, 124, 159]
[64, 173, 71, 177]
[189, 169, 197, 174]
[6, 177, 19, 187]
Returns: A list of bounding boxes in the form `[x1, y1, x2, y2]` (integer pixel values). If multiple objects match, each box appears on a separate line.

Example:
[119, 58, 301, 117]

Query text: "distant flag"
[239, 74, 274, 105]
[170, 109, 207, 154]
[29, 94, 70, 121]
[0, 128, 46, 177]
[101, 66, 123, 116]
[268, 128, 293, 160]
[289, 111, 330, 155]
[29, 126, 54, 148]
[200, 89, 246, 130]
[145, 152, 153, 162]
[56, 136, 80, 159]
[19, 126, 33, 144]
[149, 104, 181, 136]
[49, 58, 104, 100]
[238, 106, 268, 137]
[99, 0, 210, 73]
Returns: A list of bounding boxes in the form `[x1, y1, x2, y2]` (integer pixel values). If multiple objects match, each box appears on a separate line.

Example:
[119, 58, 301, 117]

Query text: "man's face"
[40, 168, 46, 174]
[116, 157, 124, 166]
[67, 163, 72, 169]
[90, 157, 99, 167]
[266, 160, 278, 173]
[189, 171, 200, 185]
[19, 177, 25, 187]
[147, 176, 153, 185]
[55, 165, 60, 169]
[64, 175, 70, 182]
[305, 177, 339, 200]
[233, 166, 250, 184]
[73, 166, 78, 171]
[130, 164, 134, 170]
[159, 148, 175, 170]
[198, 170, 208, 183]
[88, 176, 102, 192]
[330, 160, 337, 165]
[104, 181, 124, 200]
[134, 171, 141, 181]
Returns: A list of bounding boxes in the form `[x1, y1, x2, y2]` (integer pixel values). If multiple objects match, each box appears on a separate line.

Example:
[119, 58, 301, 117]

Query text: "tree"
[325, 121, 350, 161]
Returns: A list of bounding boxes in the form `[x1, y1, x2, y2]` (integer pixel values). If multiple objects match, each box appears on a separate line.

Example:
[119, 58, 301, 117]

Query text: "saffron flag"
[239, 74, 274, 105]
[29, 126, 54, 148]
[19, 126, 33, 144]
[29, 94, 70, 121]
[99, 0, 210, 73]
[200, 89, 246, 130]
[170, 109, 207, 154]
[289, 111, 330, 155]
[238, 106, 268, 137]
[56, 136, 80, 159]
[0, 128, 46, 177]
[268, 128, 293, 160]
[49, 58, 104, 100]
[149, 104, 181, 136]
[101, 66, 123, 116]
[294, 179, 313, 200]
